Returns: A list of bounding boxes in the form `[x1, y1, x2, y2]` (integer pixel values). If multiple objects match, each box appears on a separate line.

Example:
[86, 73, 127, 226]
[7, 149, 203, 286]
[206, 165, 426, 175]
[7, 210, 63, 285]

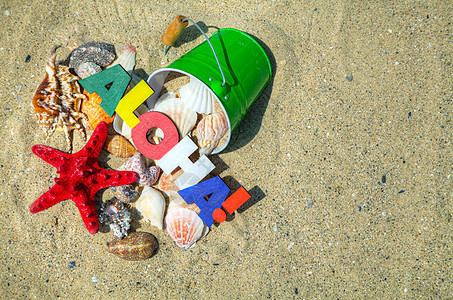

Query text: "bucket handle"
[182, 18, 226, 87]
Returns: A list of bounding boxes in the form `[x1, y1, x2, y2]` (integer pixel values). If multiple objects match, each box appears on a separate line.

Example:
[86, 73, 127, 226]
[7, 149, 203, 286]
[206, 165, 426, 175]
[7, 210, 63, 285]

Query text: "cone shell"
[135, 186, 166, 230]
[103, 134, 139, 158]
[178, 79, 217, 114]
[107, 232, 158, 261]
[81, 90, 115, 129]
[154, 96, 197, 137]
[165, 202, 205, 250]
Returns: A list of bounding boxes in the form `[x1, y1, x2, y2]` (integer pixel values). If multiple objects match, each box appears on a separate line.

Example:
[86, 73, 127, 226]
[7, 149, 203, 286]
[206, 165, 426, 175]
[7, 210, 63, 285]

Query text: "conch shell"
[81, 90, 114, 129]
[135, 186, 166, 230]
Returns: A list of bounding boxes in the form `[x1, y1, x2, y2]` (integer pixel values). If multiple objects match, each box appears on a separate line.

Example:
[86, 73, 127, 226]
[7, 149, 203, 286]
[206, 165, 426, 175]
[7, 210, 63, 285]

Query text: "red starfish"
[30, 121, 138, 234]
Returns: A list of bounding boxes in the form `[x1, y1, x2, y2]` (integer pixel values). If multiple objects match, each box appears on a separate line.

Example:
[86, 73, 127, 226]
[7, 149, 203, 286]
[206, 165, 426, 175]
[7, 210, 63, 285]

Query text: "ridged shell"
[157, 169, 184, 192]
[154, 97, 197, 137]
[107, 232, 158, 261]
[119, 153, 160, 186]
[165, 205, 205, 250]
[107, 44, 136, 74]
[81, 90, 115, 130]
[178, 79, 217, 114]
[103, 134, 139, 158]
[135, 186, 166, 230]
[196, 109, 228, 140]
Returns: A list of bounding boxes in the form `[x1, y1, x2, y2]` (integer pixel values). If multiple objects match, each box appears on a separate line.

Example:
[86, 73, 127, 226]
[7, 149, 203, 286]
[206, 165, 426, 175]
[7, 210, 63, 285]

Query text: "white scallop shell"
[153, 96, 197, 138]
[108, 44, 136, 74]
[165, 205, 205, 250]
[178, 79, 217, 114]
[135, 186, 165, 230]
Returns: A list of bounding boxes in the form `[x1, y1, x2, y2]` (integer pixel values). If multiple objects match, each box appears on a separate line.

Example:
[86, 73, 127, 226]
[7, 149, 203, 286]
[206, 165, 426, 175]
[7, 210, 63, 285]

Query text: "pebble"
[91, 276, 98, 283]
[25, 55, 31, 63]
[4, 10, 10, 16]
[107, 232, 158, 261]
[346, 74, 353, 82]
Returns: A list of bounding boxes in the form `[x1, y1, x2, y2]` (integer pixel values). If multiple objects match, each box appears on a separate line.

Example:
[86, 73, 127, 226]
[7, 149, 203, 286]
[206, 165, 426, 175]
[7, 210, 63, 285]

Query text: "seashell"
[69, 41, 116, 77]
[76, 61, 102, 79]
[168, 192, 201, 214]
[109, 184, 140, 203]
[178, 78, 217, 114]
[157, 168, 184, 192]
[81, 90, 115, 129]
[103, 134, 139, 158]
[107, 44, 136, 74]
[107, 232, 158, 261]
[32, 45, 89, 153]
[154, 97, 197, 137]
[135, 186, 166, 230]
[98, 198, 132, 238]
[195, 109, 228, 155]
[165, 201, 206, 250]
[112, 103, 149, 144]
[119, 153, 160, 186]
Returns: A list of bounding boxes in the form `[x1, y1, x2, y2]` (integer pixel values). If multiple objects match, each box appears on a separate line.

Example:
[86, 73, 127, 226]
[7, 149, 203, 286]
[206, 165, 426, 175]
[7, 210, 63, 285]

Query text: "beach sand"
[0, 0, 451, 298]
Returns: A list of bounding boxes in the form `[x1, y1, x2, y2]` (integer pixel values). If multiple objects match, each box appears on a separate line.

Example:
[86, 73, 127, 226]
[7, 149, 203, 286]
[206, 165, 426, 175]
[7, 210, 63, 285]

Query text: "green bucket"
[146, 28, 272, 153]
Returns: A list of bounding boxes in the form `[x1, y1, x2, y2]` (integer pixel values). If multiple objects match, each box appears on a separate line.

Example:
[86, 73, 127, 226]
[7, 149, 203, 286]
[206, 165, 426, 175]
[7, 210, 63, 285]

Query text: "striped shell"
[103, 134, 138, 158]
[195, 109, 228, 155]
[178, 79, 217, 114]
[165, 203, 205, 250]
[32, 45, 89, 153]
[81, 90, 115, 130]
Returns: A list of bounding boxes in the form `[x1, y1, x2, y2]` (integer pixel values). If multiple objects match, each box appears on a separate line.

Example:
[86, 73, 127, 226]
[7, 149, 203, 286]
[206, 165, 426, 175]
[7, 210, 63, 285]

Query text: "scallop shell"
[135, 186, 166, 230]
[178, 79, 217, 114]
[165, 204, 205, 250]
[107, 232, 158, 261]
[119, 153, 160, 186]
[157, 168, 184, 193]
[103, 134, 139, 158]
[195, 109, 228, 155]
[107, 44, 136, 74]
[81, 90, 115, 130]
[153, 97, 197, 137]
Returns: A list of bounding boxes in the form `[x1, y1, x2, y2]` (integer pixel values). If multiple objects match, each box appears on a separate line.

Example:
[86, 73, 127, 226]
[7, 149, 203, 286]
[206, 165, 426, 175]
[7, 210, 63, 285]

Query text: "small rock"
[346, 74, 353, 82]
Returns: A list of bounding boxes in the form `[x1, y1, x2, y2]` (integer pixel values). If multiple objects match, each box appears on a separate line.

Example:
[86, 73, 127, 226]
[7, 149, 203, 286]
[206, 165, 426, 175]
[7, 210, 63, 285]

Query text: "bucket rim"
[146, 68, 232, 154]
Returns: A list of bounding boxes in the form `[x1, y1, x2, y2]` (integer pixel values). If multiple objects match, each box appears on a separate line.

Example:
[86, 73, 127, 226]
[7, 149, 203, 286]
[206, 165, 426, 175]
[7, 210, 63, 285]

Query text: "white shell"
[108, 44, 136, 74]
[153, 97, 197, 137]
[112, 103, 149, 144]
[179, 79, 217, 114]
[165, 204, 205, 250]
[135, 186, 165, 230]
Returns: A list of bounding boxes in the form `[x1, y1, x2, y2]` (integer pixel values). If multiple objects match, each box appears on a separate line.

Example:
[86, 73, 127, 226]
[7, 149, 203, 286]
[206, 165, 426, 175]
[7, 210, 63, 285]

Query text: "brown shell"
[81, 90, 115, 130]
[107, 232, 158, 261]
[103, 134, 138, 158]
[32, 45, 88, 153]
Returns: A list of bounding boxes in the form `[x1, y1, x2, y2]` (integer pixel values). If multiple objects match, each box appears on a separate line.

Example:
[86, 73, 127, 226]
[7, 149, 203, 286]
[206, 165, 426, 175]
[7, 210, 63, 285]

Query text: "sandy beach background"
[0, 0, 451, 298]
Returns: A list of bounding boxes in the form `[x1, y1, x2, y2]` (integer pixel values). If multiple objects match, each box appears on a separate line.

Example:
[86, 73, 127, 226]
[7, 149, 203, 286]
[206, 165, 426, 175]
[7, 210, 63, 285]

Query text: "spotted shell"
[81, 90, 115, 130]
[103, 134, 138, 158]
[119, 153, 160, 186]
[107, 232, 158, 261]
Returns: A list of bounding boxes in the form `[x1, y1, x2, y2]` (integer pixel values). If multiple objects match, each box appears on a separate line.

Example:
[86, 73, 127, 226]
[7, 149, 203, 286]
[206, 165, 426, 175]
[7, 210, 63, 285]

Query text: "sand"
[0, 0, 451, 298]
